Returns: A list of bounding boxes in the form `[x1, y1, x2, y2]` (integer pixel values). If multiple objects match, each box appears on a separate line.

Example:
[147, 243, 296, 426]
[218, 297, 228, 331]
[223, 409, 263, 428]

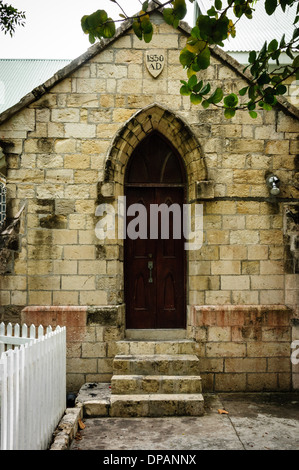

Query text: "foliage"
[0, 1, 25, 37]
[81, 0, 299, 118]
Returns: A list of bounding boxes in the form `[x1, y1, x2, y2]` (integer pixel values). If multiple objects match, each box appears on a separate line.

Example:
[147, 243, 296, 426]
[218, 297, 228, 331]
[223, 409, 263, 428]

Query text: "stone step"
[113, 354, 200, 376]
[125, 329, 187, 340]
[110, 393, 205, 417]
[111, 374, 202, 395]
[116, 339, 197, 356]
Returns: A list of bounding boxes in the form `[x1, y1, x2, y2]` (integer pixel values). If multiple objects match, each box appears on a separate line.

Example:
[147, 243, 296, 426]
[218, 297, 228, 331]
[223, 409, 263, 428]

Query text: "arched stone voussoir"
[104, 103, 208, 186]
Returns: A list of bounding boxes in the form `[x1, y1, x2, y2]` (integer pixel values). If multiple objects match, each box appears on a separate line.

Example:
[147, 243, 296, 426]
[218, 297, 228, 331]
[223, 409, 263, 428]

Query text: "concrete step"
[110, 393, 205, 417]
[111, 374, 202, 395]
[113, 354, 200, 376]
[116, 339, 197, 356]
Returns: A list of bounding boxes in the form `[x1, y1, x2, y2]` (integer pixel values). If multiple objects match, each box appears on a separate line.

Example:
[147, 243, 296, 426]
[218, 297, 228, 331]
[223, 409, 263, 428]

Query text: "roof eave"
[0, 15, 135, 125]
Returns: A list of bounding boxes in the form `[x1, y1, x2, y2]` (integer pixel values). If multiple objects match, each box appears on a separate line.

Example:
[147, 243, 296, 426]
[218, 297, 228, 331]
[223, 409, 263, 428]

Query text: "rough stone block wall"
[191, 305, 293, 392]
[21, 305, 125, 392]
[0, 13, 298, 391]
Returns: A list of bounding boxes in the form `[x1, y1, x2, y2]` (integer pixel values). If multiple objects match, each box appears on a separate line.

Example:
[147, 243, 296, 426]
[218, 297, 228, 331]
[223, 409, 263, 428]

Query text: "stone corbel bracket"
[195, 180, 215, 200]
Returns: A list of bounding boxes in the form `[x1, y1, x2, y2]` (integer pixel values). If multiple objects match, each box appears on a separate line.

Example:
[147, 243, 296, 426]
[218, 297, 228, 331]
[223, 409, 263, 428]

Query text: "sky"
[0, 0, 195, 59]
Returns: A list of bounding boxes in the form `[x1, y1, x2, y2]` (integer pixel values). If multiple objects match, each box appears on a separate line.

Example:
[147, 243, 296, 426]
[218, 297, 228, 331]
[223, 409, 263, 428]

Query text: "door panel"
[125, 187, 185, 329]
[125, 188, 156, 329]
[156, 188, 185, 328]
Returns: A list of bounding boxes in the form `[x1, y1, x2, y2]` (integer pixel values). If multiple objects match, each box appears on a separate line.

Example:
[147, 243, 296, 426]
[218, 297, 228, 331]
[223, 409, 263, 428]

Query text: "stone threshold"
[125, 329, 187, 340]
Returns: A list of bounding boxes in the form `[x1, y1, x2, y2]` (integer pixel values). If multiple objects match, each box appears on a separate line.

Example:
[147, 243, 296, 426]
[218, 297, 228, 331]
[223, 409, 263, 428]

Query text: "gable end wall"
[0, 16, 298, 392]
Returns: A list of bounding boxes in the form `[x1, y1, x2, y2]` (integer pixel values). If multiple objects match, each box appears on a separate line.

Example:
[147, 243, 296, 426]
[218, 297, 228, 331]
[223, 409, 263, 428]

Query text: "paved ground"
[69, 392, 299, 451]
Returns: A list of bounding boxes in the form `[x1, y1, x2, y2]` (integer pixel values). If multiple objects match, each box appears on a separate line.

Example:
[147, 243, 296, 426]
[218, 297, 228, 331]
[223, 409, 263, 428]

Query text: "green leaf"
[271, 49, 280, 61]
[215, 0, 222, 10]
[276, 84, 287, 95]
[144, 30, 153, 43]
[101, 19, 116, 38]
[249, 110, 258, 119]
[262, 102, 272, 111]
[293, 55, 299, 68]
[133, 21, 143, 40]
[202, 100, 210, 109]
[245, 6, 253, 19]
[173, 18, 180, 28]
[268, 39, 278, 53]
[188, 74, 198, 89]
[224, 93, 238, 108]
[258, 41, 267, 59]
[163, 8, 175, 25]
[280, 34, 286, 48]
[233, 4, 242, 18]
[247, 101, 256, 111]
[196, 15, 214, 41]
[173, 0, 187, 20]
[190, 93, 202, 104]
[88, 10, 108, 29]
[196, 45, 211, 70]
[142, 1, 149, 10]
[180, 48, 195, 67]
[81, 15, 89, 34]
[191, 26, 201, 40]
[89, 33, 95, 44]
[200, 83, 211, 95]
[248, 85, 258, 101]
[224, 108, 236, 119]
[271, 75, 281, 85]
[239, 86, 248, 96]
[265, 0, 277, 15]
[257, 72, 271, 85]
[208, 87, 223, 104]
[193, 80, 203, 92]
[248, 50, 256, 64]
[141, 19, 153, 34]
[292, 27, 299, 40]
[207, 7, 217, 17]
[264, 87, 277, 105]
[212, 16, 229, 43]
[180, 85, 191, 96]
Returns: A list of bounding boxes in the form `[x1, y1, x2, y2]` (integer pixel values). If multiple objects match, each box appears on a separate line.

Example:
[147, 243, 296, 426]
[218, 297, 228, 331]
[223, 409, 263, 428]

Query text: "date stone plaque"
[146, 50, 165, 78]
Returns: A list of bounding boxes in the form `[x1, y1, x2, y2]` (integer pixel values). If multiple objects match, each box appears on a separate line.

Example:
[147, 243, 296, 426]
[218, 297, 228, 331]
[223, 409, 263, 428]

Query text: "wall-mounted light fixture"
[266, 174, 280, 196]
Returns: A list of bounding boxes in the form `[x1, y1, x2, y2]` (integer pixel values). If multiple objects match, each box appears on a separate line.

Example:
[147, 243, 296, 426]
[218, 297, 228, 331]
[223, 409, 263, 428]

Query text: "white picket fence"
[0, 322, 66, 450]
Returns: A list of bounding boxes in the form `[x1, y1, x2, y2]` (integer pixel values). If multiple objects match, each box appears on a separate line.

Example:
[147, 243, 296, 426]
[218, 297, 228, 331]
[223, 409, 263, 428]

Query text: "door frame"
[123, 132, 187, 330]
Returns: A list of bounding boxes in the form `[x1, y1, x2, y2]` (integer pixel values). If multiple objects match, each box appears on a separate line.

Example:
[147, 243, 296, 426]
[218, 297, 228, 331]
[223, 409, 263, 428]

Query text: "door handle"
[148, 260, 153, 283]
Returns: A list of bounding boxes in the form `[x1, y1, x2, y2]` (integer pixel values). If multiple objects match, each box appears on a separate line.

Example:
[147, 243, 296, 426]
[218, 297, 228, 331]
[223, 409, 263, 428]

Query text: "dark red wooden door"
[124, 132, 186, 329]
[125, 186, 185, 329]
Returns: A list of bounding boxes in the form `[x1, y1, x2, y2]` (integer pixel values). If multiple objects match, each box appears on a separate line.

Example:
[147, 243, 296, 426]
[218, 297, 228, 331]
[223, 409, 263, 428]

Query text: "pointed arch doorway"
[124, 132, 187, 329]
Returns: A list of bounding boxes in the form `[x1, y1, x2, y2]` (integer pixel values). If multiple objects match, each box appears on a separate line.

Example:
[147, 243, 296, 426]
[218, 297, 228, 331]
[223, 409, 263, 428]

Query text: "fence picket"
[0, 323, 66, 450]
[22, 323, 27, 340]
[0, 323, 4, 355]
[29, 324, 36, 340]
[6, 324, 12, 351]
[14, 323, 20, 340]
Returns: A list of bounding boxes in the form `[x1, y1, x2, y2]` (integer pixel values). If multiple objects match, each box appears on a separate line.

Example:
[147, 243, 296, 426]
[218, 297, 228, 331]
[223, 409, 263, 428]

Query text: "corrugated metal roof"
[0, 59, 71, 113]
[195, 0, 297, 52]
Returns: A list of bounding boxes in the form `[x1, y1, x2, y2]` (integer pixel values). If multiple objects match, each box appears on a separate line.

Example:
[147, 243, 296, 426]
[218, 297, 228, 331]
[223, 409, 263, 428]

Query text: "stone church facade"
[0, 6, 298, 396]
